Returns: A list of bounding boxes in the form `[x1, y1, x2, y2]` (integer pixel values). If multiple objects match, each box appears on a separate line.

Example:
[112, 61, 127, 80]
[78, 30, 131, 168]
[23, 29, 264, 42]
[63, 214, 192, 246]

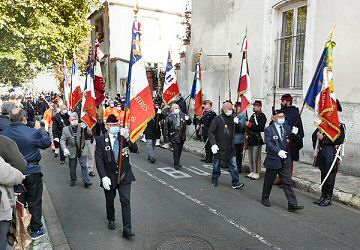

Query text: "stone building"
[178, 0, 360, 176]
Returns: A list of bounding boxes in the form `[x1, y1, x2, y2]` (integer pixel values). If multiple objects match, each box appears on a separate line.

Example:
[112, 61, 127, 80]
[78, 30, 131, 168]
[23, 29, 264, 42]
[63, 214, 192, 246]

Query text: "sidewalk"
[182, 138, 360, 210]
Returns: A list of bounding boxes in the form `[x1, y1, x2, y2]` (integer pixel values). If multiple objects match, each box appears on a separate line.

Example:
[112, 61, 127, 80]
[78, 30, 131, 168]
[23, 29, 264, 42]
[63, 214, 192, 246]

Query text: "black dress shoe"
[200, 158, 206, 162]
[54, 153, 58, 158]
[205, 159, 213, 163]
[123, 232, 135, 239]
[313, 195, 326, 205]
[108, 221, 115, 230]
[89, 171, 95, 177]
[150, 157, 156, 163]
[262, 199, 270, 207]
[70, 180, 76, 186]
[319, 197, 332, 207]
[84, 182, 92, 188]
[60, 160, 65, 165]
[288, 204, 304, 212]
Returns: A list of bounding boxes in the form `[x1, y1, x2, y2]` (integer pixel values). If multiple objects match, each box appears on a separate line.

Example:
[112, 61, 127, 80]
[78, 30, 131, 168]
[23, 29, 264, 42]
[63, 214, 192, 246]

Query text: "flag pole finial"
[134, 0, 139, 18]
[198, 48, 203, 61]
[328, 26, 336, 40]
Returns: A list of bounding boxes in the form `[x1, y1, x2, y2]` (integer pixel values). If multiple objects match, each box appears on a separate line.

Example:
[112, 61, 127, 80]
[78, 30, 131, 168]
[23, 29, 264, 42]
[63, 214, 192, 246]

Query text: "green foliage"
[0, 0, 98, 86]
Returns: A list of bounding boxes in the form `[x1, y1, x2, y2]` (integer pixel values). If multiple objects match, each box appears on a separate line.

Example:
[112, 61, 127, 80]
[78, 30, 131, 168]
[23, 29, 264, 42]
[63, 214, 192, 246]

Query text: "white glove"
[63, 148, 70, 157]
[185, 115, 190, 121]
[120, 127, 130, 139]
[233, 117, 239, 124]
[80, 122, 87, 129]
[54, 138, 60, 142]
[157, 108, 162, 114]
[292, 126, 299, 135]
[211, 144, 219, 154]
[102, 176, 111, 190]
[278, 150, 287, 159]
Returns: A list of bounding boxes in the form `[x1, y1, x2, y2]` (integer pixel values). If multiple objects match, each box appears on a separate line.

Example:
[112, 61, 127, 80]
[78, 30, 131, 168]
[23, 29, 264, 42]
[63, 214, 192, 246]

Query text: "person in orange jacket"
[104, 100, 117, 122]
[43, 102, 56, 150]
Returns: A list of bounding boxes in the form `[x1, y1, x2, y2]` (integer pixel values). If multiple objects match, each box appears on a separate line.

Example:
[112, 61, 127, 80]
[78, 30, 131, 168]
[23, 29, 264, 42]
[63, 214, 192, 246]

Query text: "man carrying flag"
[306, 29, 346, 207]
[163, 50, 180, 105]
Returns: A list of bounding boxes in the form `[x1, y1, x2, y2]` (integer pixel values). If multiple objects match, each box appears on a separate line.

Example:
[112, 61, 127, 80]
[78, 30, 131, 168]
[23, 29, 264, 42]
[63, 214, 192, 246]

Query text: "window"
[278, 5, 307, 89]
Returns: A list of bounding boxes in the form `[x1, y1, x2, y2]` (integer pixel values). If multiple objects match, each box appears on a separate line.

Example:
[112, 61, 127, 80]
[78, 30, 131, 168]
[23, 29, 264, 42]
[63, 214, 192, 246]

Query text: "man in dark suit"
[261, 109, 304, 212]
[95, 114, 138, 239]
[165, 103, 192, 170]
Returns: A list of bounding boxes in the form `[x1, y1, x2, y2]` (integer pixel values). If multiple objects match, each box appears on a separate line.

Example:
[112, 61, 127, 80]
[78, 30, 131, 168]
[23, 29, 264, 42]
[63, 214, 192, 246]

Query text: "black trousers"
[319, 146, 338, 198]
[172, 142, 184, 166]
[204, 136, 212, 161]
[19, 173, 43, 232]
[104, 184, 132, 233]
[235, 143, 244, 172]
[262, 166, 297, 206]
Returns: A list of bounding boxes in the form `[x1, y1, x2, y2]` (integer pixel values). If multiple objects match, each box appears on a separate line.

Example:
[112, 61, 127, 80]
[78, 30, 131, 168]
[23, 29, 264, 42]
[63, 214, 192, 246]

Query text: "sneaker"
[155, 139, 161, 147]
[54, 153, 58, 158]
[149, 157, 156, 163]
[60, 161, 65, 165]
[31, 228, 47, 240]
[212, 181, 218, 187]
[70, 180, 76, 186]
[89, 171, 96, 177]
[245, 172, 254, 178]
[161, 143, 170, 149]
[84, 182, 93, 188]
[232, 183, 245, 189]
[141, 137, 147, 143]
[251, 173, 260, 180]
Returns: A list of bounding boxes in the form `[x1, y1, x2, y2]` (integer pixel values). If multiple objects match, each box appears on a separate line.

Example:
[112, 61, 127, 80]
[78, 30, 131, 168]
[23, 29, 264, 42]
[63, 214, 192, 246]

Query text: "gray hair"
[10, 108, 26, 123]
[1, 102, 16, 115]
[69, 112, 78, 118]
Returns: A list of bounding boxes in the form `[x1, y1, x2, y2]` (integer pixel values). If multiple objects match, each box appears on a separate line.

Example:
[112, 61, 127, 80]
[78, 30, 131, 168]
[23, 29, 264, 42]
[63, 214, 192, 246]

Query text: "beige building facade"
[178, 0, 360, 176]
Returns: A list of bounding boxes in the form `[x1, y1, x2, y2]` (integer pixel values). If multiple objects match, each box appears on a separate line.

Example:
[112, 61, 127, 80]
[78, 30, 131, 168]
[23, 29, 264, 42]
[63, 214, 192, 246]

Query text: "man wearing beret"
[261, 109, 304, 212]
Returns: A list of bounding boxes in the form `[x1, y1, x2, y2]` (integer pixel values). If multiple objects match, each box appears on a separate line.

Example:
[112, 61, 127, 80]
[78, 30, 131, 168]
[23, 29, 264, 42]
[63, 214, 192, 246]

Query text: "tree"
[0, 0, 99, 86]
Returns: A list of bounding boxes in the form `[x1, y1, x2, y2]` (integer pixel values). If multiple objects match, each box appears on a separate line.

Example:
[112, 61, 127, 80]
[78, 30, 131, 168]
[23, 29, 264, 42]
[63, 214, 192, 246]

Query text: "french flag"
[190, 60, 204, 116]
[126, 19, 155, 142]
[81, 64, 97, 129]
[94, 42, 106, 108]
[163, 50, 180, 105]
[238, 35, 252, 113]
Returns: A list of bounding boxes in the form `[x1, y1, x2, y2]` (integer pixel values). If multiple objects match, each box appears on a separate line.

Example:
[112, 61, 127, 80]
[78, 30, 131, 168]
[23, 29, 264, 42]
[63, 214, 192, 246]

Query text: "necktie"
[113, 136, 120, 163]
[280, 126, 284, 140]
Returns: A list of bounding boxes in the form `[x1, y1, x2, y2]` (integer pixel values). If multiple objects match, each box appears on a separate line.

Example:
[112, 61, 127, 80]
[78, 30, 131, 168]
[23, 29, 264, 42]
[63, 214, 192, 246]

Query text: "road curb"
[43, 183, 71, 250]
[183, 143, 360, 210]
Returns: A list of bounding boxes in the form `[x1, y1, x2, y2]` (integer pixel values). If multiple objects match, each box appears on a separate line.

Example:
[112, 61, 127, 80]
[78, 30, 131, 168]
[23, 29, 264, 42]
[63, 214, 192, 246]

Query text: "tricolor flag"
[305, 37, 340, 141]
[126, 19, 155, 142]
[94, 41, 106, 108]
[70, 59, 83, 111]
[163, 50, 180, 104]
[81, 63, 97, 129]
[190, 59, 204, 116]
[237, 35, 252, 113]
[63, 58, 71, 108]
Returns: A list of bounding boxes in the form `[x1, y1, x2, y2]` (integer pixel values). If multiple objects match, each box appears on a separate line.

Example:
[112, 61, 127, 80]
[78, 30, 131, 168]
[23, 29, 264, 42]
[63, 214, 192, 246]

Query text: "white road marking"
[134, 164, 281, 250]
[157, 167, 191, 179]
[202, 164, 230, 175]
[183, 165, 211, 176]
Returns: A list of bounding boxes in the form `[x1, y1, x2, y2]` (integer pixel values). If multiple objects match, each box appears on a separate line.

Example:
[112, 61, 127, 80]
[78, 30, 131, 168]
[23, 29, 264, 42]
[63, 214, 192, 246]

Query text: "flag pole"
[188, 49, 202, 115]
[117, 2, 139, 186]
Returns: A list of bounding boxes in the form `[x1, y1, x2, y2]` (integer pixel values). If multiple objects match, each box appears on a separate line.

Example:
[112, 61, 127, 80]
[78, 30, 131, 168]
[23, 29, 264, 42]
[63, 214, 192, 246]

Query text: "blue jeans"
[212, 157, 240, 185]
[69, 155, 90, 183]
[0, 220, 10, 250]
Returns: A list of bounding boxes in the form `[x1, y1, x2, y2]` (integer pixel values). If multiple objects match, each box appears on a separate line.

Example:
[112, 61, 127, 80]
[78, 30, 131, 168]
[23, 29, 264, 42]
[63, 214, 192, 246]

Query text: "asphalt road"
[41, 142, 360, 250]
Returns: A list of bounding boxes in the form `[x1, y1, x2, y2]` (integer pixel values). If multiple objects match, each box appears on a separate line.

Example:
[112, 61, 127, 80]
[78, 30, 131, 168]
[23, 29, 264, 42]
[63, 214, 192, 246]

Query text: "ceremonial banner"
[305, 37, 340, 141]
[163, 51, 180, 104]
[190, 59, 204, 116]
[126, 19, 155, 142]
[94, 42, 106, 107]
[63, 59, 71, 108]
[237, 35, 252, 113]
[70, 59, 83, 110]
[81, 64, 97, 129]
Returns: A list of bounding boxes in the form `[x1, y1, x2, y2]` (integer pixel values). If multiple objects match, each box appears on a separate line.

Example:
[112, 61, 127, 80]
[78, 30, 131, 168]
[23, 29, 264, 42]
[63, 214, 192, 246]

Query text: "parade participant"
[246, 100, 267, 180]
[60, 112, 93, 187]
[104, 100, 117, 121]
[37, 94, 49, 117]
[165, 103, 192, 170]
[1, 108, 51, 239]
[280, 94, 304, 170]
[261, 109, 304, 212]
[160, 104, 171, 149]
[0, 102, 16, 132]
[43, 102, 55, 150]
[199, 100, 217, 163]
[144, 104, 162, 163]
[208, 100, 244, 189]
[95, 114, 137, 239]
[24, 95, 37, 122]
[234, 102, 247, 173]
[52, 105, 70, 164]
[312, 101, 345, 207]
